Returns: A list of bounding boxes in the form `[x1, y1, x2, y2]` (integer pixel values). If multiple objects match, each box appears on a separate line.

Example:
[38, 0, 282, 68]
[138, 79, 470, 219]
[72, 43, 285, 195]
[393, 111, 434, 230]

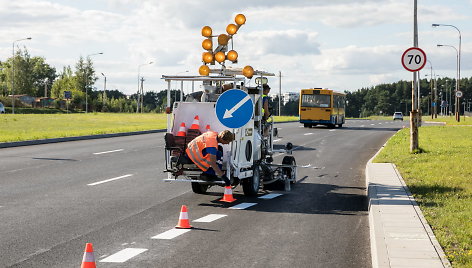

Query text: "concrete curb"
[0, 129, 166, 149]
[367, 143, 451, 268]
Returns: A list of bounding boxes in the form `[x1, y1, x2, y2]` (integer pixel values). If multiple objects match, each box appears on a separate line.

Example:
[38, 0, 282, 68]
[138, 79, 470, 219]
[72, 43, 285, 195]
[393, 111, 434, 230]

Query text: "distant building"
[268, 92, 299, 105]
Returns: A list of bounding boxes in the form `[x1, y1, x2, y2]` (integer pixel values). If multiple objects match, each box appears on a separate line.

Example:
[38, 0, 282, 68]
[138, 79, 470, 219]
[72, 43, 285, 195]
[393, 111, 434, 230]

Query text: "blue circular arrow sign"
[215, 89, 254, 129]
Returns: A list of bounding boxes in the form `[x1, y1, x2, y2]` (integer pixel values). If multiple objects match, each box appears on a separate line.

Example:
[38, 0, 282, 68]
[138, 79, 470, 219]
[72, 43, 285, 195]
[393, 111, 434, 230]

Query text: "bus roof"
[300, 88, 346, 96]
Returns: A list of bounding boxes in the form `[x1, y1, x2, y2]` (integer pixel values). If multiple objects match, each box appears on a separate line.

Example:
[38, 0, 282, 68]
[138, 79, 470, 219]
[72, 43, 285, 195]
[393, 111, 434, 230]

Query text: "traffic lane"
[0, 132, 166, 174]
[0, 133, 190, 266]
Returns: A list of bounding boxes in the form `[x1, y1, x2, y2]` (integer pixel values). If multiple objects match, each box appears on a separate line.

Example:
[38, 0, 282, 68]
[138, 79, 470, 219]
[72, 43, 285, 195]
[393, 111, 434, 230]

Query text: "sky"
[0, 0, 471, 96]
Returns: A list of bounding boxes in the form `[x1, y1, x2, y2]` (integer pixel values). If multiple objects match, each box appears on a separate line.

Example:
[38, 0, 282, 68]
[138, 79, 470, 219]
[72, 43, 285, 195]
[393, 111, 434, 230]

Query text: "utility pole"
[140, 77, 145, 113]
[410, 0, 419, 152]
[278, 71, 282, 116]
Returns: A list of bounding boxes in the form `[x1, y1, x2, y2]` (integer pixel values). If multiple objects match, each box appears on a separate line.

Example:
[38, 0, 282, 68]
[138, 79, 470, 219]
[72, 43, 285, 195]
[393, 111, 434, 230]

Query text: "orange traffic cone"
[205, 124, 211, 132]
[81, 243, 96, 268]
[175, 205, 192, 229]
[220, 186, 236, 202]
[176, 122, 186, 137]
[190, 115, 200, 130]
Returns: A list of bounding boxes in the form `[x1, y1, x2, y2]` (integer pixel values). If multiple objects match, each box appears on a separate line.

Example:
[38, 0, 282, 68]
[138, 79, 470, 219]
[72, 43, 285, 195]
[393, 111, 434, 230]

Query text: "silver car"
[393, 112, 403, 121]
[0, 102, 5, 114]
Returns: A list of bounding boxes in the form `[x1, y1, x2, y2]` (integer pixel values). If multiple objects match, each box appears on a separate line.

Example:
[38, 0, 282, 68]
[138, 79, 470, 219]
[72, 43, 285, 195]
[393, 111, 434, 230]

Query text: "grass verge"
[374, 126, 472, 267]
[0, 113, 298, 143]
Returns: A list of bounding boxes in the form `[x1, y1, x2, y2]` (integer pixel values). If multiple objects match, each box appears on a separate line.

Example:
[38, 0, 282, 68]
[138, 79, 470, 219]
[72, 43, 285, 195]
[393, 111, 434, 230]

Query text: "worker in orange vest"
[186, 130, 235, 185]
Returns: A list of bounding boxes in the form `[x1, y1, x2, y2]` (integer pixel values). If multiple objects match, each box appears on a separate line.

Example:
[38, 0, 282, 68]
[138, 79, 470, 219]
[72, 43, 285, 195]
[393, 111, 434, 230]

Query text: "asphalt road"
[0, 119, 407, 267]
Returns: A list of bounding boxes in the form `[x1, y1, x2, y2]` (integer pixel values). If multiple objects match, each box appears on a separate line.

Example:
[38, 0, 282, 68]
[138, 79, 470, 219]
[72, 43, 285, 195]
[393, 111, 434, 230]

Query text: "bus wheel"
[328, 124, 335, 129]
[303, 123, 309, 128]
[338, 124, 343, 128]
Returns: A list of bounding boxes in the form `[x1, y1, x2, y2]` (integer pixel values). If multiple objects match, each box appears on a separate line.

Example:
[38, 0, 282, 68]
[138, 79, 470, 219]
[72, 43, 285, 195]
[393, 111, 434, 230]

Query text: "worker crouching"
[185, 130, 235, 186]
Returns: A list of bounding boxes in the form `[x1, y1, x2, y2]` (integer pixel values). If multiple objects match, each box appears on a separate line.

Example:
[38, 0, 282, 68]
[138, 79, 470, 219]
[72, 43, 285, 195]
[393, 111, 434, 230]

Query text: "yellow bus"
[299, 88, 346, 128]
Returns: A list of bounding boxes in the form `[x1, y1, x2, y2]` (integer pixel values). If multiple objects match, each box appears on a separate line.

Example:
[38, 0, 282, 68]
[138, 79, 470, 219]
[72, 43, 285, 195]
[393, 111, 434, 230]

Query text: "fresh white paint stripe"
[87, 174, 133, 186]
[304, 133, 314, 136]
[151, 228, 191, 239]
[258, 193, 282, 199]
[93, 149, 124, 155]
[194, 214, 227, 223]
[99, 248, 148, 263]
[273, 139, 281, 142]
[229, 202, 257, 210]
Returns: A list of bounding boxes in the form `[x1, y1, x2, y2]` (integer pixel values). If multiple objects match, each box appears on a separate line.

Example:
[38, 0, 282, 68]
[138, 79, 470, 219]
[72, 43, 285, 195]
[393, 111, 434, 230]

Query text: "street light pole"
[85, 52, 103, 113]
[433, 23, 461, 121]
[136, 61, 153, 113]
[11, 37, 32, 114]
[437, 44, 459, 121]
[101, 73, 107, 105]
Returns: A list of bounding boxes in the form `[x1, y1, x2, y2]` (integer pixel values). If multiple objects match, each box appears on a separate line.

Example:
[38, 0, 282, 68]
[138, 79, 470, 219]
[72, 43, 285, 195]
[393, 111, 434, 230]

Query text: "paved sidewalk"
[367, 162, 451, 268]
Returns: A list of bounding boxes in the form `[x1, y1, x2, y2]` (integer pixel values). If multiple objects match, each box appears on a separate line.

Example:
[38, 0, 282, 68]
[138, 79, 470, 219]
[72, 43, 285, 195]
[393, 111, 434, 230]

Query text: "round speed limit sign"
[402, 47, 427, 72]
[455, 91, 463, 98]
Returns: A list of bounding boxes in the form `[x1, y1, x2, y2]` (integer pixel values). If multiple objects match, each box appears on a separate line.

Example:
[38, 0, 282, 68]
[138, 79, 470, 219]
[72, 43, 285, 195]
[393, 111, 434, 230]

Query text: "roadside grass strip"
[194, 214, 227, 223]
[151, 229, 191, 240]
[93, 149, 124, 155]
[258, 193, 283, 199]
[374, 126, 472, 266]
[99, 248, 148, 263]
[87, 174, 133, 186]
[229, 203, 258, 210]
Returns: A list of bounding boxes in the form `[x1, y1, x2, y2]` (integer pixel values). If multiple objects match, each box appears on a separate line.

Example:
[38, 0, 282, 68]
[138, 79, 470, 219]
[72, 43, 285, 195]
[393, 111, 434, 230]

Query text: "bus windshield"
[301, 94, 330, 108]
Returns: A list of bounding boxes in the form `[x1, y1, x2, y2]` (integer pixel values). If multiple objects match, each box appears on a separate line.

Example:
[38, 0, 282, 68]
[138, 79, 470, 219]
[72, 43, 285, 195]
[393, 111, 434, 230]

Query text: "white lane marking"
[370, 124, 375, 126]
[151, 229, 191, 239]
[258, 193, 283, 199]
[93, 149, 124, 155]
[360, 125, 365, 127]
[273, 139, 281, 142]
[304, 133, 314, 136]
[194, 214, 227, 223]
[378, 123, 382, 125]
[298, 125, 304, 128]
[100, 248, 148, 263]
[329, 129, 336, 132]
[229, 202, 257, 210]
[87, 174, 133, 186]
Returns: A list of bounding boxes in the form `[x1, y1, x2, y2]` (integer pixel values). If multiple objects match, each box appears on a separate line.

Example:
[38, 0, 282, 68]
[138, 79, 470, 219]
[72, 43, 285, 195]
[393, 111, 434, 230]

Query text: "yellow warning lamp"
[202, 52, 214, 64]
[202, 39, 213, 51]
[215, 51, 226, 63]
[242, 65, 254, 78]
[235, 14, 246, 25]
[226, 24, 238, 35]
[218, 34, 229, 46]
[227, 50, 238, 62]
[202, 26, 212, 37]
[199, 65, 210, 76]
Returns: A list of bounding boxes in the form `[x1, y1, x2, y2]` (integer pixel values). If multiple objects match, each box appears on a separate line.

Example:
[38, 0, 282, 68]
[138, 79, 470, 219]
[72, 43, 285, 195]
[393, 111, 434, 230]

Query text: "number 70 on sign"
[401, 47, 427, 72]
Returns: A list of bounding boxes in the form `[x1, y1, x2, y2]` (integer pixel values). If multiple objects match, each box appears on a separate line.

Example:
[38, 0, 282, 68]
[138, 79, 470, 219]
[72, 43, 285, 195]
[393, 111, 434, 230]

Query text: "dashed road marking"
[194, 214, 227, 223]
[100, 248, 148, 263]
[229, 202, 257, 210]
[151, 229, 191, 240]
[258, 193, 282, 199]
[360, 125, 365, 127]
[370, 124, 375, 126]
[273, 139, 281, 142]
[329, 129, 336, 132]
[304, 133, 314, 136]
[87, 174, 133, 186]
[93, 149, 124, 155]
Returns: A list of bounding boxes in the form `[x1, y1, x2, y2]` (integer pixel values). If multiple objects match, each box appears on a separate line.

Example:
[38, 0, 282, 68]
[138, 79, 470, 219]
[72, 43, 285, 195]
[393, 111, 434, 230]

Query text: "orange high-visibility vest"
[186, 131, 218, 171]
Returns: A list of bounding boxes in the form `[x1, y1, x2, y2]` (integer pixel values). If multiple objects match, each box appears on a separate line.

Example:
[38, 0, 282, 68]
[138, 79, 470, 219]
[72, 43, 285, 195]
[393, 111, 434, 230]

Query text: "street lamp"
[136, 61, 153, 113]
[101, 73, 107, 105]
[11, 37, 32, 114]
[437, 44, 459, 121]
[85, 52, 103, 113]
[433, 23, 461, 121]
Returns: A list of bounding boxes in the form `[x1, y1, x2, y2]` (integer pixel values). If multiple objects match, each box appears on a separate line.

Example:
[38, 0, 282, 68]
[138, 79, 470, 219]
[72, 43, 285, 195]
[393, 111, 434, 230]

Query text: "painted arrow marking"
[223, 95, 251, 119]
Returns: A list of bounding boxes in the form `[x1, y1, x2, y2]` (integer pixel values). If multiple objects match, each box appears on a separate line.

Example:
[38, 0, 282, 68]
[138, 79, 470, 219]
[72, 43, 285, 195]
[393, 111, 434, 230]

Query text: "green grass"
[374, 126, 472, 267]
[0, 114, 298, 143]
[0, 113, 168, 142]
[423, 115, 472, 126]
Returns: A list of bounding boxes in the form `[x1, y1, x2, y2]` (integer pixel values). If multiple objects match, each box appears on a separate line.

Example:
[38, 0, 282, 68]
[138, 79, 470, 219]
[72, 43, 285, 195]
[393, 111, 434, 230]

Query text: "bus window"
[301, 94, 331, 108]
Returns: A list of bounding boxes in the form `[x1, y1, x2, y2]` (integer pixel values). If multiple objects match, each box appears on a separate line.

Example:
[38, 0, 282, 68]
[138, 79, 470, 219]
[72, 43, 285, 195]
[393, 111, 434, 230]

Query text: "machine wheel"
[191, 182, 209, 194]
[282, 156, 297, 184]
[243, 165, 261, 196]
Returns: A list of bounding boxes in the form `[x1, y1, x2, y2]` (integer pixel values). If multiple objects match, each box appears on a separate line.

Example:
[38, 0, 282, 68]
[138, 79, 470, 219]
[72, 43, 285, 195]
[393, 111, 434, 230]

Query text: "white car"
[393, 112, 403, 121]
[0, 102, 5, 114]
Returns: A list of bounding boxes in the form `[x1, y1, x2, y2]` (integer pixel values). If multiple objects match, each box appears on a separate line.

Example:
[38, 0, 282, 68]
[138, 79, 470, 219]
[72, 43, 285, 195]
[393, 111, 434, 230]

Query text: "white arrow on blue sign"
[215, 89, 254, 129]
